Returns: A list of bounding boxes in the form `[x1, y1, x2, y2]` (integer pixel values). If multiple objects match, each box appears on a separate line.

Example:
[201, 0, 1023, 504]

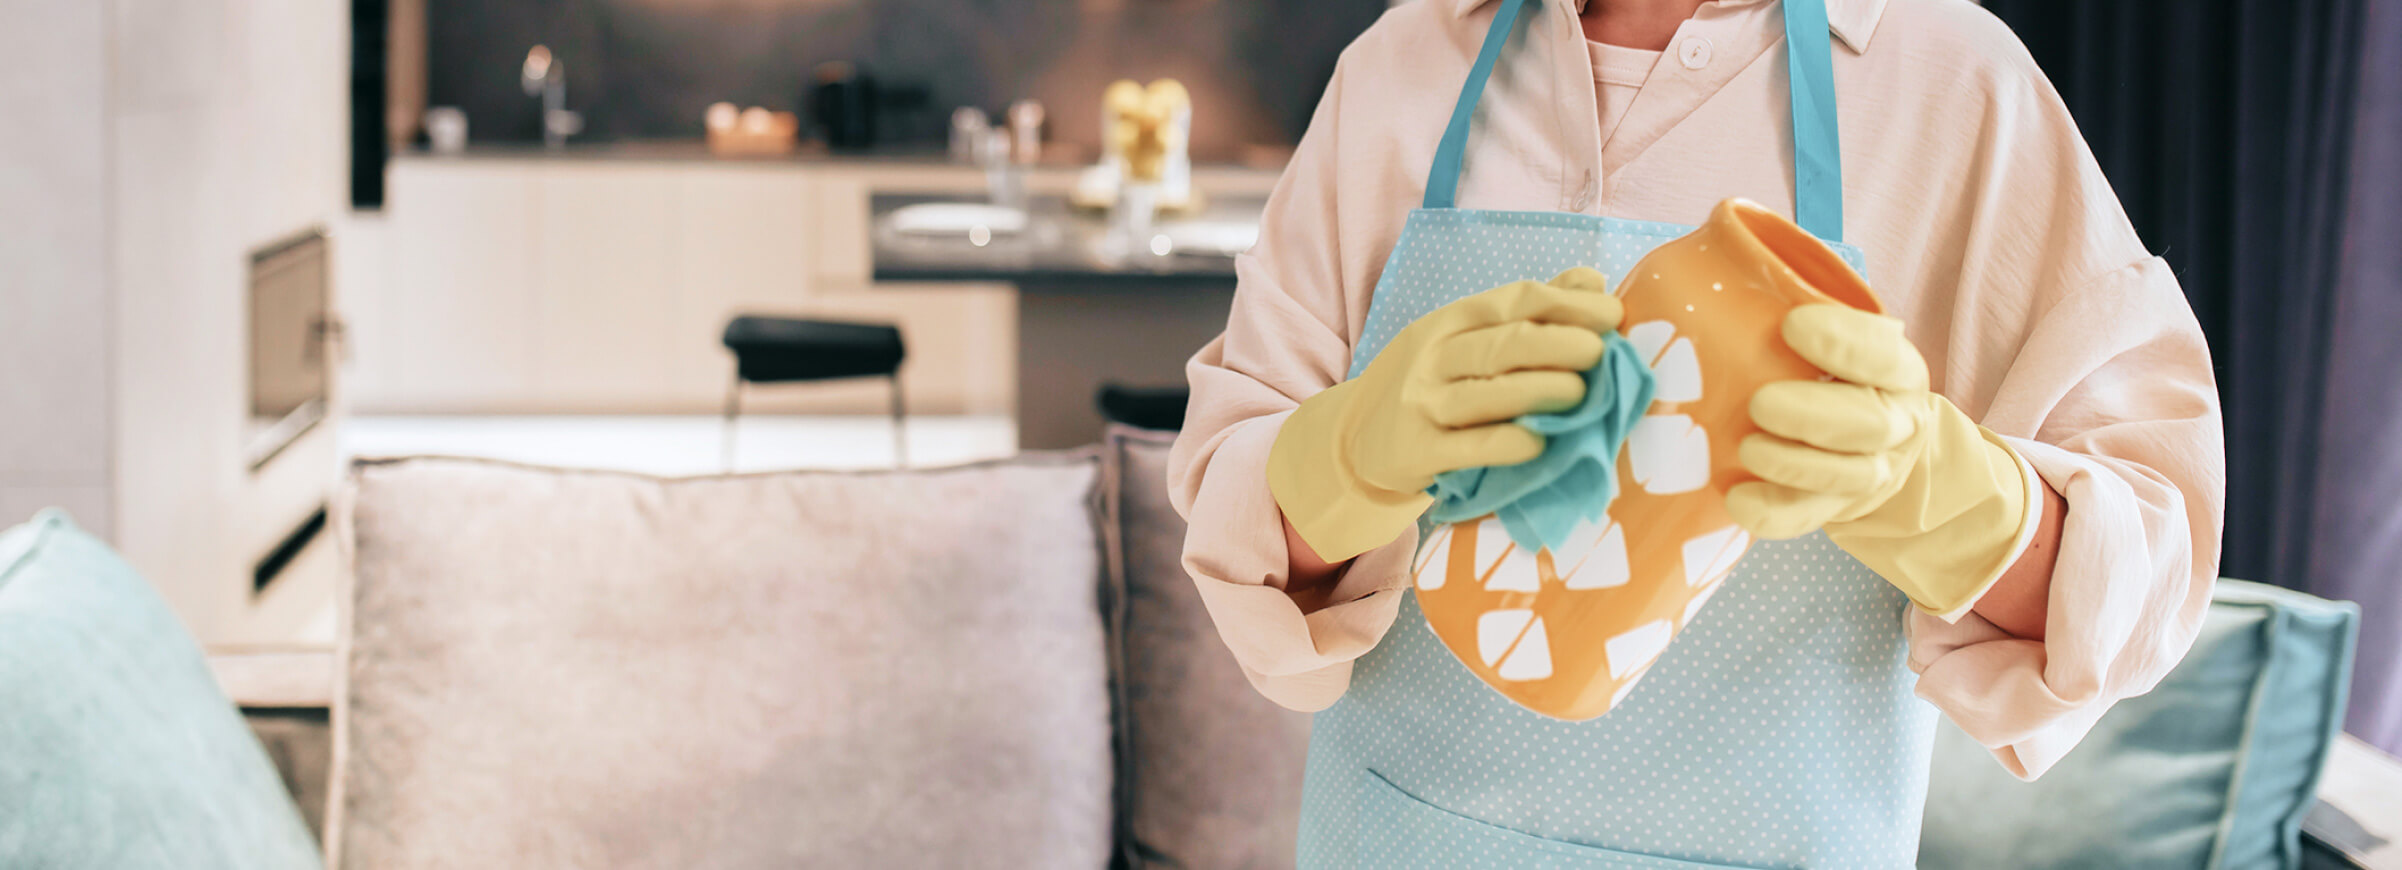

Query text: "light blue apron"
[1294, 1, 1937, 867]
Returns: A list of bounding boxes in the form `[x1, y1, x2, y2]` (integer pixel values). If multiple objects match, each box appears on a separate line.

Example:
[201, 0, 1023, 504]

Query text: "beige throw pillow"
[333, 454, 1111, 869]
[1102, 427, 1312, 869]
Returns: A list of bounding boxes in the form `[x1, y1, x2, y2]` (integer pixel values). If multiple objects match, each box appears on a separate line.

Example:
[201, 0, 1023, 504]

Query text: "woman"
[1167, 0, 2225, 866]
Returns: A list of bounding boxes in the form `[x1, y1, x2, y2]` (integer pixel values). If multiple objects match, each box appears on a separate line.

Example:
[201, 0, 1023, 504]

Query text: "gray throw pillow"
[334, 454, 1113, 869]
[1103, 426, 1312, 869]
[0, 510, 321, 869]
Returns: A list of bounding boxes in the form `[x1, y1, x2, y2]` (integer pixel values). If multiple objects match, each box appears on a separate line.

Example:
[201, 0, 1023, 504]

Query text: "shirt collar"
[1449, 0, 1887, 54]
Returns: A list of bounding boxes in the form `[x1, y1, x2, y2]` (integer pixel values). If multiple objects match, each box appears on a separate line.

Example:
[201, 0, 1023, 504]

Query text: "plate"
[886, 203, 1030, 237]
[1156, 220, 1259, 257]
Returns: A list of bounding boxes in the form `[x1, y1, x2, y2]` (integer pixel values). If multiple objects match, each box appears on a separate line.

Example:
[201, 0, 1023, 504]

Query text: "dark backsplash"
[426, 0, 1388, 158]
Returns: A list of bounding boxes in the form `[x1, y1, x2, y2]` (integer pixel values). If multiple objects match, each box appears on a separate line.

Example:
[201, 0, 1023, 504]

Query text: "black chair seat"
[722, 316, 904, 383]
[719, 314, 910, 469]
[1097, 383, 1189, 431]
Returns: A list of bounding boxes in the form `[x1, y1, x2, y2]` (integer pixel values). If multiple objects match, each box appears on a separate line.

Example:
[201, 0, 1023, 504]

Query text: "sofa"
[2, 426, 2396, 868]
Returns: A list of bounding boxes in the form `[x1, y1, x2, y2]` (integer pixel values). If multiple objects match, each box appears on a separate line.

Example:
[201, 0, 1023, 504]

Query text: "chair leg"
[722, 374, 744, 472]
[889, 373, 908, 469]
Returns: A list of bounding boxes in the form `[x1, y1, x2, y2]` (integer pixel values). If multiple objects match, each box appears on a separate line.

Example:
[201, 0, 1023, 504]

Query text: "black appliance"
[809, 62, 929, 150]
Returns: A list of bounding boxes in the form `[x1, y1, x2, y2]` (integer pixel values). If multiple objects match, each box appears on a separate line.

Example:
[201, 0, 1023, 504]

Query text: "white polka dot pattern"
[1300, 538, 1936, 868]
[1296, 209, 1932, 868]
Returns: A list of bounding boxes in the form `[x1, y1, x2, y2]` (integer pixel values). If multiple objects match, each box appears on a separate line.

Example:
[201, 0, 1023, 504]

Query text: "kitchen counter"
[388, 141, 1284, 204]
[869, 193, 1260, 286]
[869, 192, 1260, 448]
[394, 140, 1286, 175]
[398, 141, 967, 166]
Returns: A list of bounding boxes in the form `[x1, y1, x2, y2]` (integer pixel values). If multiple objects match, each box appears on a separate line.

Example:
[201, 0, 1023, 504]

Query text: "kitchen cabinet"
[668, 169, 822, 404]
[534, 166, 680, 408]
[348, 152, 1275, 417]
[380, 163, 540, 410]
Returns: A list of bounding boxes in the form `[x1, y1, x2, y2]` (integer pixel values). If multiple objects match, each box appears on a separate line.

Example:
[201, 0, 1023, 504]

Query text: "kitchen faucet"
[521, 45, 583, 149]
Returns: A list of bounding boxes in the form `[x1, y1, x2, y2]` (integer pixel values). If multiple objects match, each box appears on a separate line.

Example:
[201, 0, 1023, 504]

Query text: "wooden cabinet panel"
[533, 166, 678, 409]
[383, 164, 538, 410]
[808, 177, 873, 291]
[671, 168, 819, 404]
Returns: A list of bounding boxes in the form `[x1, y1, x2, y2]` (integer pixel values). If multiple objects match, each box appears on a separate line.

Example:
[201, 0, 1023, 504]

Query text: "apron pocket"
[1354, 770, 1774, 869]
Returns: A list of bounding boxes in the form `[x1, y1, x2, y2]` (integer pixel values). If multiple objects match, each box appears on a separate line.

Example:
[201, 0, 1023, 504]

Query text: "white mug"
[424, 106, 468, 154]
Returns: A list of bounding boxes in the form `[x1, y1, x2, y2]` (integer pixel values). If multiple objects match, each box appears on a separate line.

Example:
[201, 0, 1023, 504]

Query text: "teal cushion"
[0, 510, 320, 868]
[1921, 578, 2358, 869]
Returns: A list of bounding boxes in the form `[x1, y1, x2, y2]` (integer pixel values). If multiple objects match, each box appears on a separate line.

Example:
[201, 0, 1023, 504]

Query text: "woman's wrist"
[1971, 480, 2066, 640]
[1282, 515, 1352, 613]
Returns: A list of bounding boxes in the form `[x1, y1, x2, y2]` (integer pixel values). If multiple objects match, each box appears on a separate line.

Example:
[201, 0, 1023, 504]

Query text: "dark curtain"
[2310, 0, 2402, 753]
[1980, 0, 2401, 752]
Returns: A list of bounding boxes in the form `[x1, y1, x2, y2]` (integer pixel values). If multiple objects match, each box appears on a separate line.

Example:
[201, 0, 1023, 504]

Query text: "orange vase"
[1412, 198, 1887, 720]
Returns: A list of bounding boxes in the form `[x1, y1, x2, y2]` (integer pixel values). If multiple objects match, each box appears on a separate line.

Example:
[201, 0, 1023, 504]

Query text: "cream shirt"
[1589, 39, 1657, 146]
[1166, 0, 2225, 780]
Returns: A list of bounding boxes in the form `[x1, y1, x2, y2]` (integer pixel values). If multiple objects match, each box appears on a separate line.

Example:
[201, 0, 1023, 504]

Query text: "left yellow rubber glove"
[1269, 269, 1621, 563]
[1724, 305, 2039, 620]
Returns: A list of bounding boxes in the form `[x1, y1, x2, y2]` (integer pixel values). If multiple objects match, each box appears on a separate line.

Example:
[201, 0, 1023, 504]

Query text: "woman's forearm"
[1971, 480, 2067, 641]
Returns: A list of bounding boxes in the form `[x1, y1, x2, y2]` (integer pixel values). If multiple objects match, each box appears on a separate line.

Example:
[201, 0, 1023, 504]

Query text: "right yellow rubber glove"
[1724, 305, 2038, 620]
[1269, 268, 1622, 562]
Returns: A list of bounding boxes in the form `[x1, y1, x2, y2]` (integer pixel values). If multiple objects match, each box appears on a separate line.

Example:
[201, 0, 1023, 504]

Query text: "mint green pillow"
[0, 510, 320, 868]
[1922, 578, 2358, 869]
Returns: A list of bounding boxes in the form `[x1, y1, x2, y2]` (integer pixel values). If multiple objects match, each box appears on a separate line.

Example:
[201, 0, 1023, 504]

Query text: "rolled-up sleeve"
[1903, 41, 2228, 778]
[1165, 55, 1418, 712]
[1913, 257, 2225, 779]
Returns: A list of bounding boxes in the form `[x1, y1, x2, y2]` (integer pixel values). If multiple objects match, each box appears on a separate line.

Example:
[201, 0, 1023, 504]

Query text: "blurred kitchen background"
[4, 0, 2401, 761]
[338, 0, 1385, 461]
[0, 0, 1386, 650]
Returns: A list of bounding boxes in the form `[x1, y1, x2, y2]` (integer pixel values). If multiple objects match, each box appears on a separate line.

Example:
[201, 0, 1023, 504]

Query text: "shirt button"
[1570, 171, 1597, 211]
[1679, 37, 1713, 69]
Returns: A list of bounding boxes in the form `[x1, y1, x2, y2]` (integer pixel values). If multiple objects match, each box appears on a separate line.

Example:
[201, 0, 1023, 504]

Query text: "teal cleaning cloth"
[1426, 331, 1657, 552]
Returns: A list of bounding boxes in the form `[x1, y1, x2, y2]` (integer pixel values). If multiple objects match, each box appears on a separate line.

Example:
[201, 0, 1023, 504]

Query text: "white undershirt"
[1586, 39, 1662, 147]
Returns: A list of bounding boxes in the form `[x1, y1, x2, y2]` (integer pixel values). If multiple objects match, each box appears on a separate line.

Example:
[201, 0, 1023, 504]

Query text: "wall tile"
[421, 0, 1386, 156]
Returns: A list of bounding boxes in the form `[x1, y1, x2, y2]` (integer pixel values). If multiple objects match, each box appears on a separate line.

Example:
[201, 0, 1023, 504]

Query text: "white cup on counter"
[951, 107, 991, 164]
[1008, 99, 1044, 165]
[425, 106, 469, 154]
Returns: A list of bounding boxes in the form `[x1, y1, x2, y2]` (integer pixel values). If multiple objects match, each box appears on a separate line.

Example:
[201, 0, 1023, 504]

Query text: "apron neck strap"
[1421, 0, 1532, 213]
[1782, 0, 1843, 241]
[1419, 0, 1846, 243]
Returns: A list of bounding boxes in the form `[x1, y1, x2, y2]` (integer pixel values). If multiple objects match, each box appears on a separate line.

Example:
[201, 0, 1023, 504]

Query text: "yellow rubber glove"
[1269, 268, 1623, 562]
[1725, 305, 2039, 620]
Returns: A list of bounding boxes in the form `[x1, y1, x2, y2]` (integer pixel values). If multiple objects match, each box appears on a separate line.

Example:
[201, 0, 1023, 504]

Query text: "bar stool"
[1096, 383, 1189, 431]
[720, 315, 907, 469]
